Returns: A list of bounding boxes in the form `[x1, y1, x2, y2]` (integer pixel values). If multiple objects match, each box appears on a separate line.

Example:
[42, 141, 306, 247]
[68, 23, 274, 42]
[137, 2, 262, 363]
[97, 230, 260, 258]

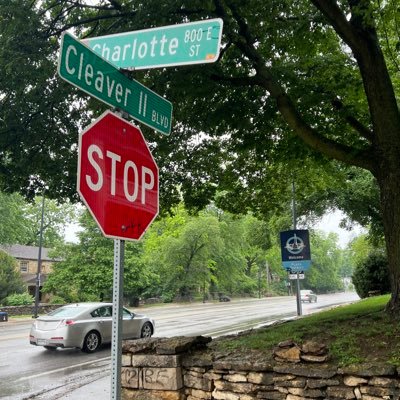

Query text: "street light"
[33, 194, 45, 319]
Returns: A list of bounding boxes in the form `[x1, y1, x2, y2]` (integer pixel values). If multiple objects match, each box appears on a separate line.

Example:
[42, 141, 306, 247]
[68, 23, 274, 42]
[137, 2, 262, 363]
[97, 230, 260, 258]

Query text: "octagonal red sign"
[77, 110, 159, 240]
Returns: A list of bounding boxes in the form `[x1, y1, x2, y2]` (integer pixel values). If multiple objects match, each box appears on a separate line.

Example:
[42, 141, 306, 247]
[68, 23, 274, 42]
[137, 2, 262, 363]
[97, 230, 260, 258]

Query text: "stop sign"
[77, 110, 159, 240]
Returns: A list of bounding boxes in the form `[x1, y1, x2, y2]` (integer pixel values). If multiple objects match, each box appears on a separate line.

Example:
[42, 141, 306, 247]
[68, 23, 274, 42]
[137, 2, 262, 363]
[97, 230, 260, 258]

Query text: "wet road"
[0, 292, 359, 399]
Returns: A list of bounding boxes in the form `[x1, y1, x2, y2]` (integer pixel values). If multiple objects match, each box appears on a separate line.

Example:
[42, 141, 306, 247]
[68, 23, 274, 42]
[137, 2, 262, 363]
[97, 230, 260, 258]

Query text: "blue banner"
[280, 230, 311, 271]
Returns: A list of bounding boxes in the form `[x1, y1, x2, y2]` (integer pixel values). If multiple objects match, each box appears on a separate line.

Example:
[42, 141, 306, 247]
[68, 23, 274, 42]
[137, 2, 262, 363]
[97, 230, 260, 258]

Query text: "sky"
[315, 209, 365, 248]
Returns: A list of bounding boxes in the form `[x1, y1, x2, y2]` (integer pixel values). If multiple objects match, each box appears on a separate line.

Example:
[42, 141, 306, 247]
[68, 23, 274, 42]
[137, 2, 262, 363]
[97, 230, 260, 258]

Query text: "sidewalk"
[57, 374, 110, 399]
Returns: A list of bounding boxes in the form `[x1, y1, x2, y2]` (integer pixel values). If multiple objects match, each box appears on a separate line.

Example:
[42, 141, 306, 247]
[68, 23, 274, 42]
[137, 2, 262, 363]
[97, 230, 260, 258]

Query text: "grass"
[213, 295, 400, 367]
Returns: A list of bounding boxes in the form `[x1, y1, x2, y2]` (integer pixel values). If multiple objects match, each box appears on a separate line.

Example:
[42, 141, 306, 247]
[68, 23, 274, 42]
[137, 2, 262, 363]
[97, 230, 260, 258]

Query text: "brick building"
[0, 244, 60, 301]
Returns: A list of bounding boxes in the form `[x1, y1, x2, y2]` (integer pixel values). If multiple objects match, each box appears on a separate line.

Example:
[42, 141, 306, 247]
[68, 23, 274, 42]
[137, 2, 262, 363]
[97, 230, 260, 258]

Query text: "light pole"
[33, 194, 45, 319]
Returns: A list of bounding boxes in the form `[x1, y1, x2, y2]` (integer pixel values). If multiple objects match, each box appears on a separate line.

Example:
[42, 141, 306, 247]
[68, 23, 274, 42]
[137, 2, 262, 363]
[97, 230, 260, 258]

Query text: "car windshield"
[300, 290, 311, 295]
[47, 306, 88, 318]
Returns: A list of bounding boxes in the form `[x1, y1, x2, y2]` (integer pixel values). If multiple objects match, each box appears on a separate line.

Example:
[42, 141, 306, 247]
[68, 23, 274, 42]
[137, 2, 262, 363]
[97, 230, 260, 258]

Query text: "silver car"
[29, 302, 155, 353]
[300, 289, 317, 303]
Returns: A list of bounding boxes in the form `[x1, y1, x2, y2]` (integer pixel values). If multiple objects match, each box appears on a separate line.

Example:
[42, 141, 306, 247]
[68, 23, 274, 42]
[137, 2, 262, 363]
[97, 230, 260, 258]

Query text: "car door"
[122, 308, 142, 339]
[93, 306, 113, 343]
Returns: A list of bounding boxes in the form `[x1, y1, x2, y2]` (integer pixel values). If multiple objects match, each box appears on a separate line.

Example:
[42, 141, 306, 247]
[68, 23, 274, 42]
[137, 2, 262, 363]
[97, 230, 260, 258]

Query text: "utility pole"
[33, 194, 45, 319]
[292, 181, 302, 316]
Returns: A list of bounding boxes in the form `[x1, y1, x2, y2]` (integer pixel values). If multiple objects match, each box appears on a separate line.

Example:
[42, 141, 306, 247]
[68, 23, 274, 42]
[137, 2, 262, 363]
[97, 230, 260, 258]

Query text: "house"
[0, 244, 60, 301]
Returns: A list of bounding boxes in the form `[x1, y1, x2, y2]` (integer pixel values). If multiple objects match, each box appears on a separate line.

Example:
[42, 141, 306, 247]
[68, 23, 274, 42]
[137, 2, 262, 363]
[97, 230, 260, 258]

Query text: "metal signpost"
[84, 18, 223, 70]
[76, 111, 159, 400]
[58, 32, 173, 135]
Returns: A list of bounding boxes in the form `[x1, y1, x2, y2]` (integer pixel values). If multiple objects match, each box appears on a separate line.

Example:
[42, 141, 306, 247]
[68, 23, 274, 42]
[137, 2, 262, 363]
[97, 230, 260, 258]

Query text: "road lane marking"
[15, 356, 110, 381]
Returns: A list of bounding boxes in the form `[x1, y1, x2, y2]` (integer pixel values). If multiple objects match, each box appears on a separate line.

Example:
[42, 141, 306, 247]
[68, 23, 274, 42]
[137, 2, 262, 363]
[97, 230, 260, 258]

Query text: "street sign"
[289, 274, 305, 280]
[280, 230, 311, 271]
[58, 32, 173, 135]
[77, 110, 159, 240]
[83, 18, 223, 70]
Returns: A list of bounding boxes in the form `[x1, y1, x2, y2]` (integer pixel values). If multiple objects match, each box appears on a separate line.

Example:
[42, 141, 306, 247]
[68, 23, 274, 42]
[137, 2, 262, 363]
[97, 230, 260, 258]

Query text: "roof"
[0, 244, 59, 262]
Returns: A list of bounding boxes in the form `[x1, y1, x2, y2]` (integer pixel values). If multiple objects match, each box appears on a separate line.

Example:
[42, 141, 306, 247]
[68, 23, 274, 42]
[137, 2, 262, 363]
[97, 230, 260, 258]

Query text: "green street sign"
[58, 32, 173, 135]
[83, 18, 223, 70]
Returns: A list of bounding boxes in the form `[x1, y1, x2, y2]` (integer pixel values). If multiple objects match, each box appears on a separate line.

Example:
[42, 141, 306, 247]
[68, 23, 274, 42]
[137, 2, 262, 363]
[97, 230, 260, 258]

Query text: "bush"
[3, 292, 34, 306]
[49, 295, 66, 305]
[352, 252, 390, 298]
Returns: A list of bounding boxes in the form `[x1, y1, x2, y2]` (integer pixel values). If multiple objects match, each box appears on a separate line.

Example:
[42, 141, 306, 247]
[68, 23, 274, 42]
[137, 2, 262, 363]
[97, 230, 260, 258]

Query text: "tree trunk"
[376, 161, 400, 314]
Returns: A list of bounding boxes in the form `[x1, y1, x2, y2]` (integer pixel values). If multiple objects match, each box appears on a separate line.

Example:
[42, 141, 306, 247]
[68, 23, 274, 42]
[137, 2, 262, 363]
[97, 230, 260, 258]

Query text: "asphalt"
[5, 317, 111, 399]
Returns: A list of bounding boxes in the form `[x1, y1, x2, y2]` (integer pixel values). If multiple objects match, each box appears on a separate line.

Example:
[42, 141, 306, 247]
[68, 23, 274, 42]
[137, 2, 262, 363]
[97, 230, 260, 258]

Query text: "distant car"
[300, 290, 317, 303]
[29, 302, 155, 353]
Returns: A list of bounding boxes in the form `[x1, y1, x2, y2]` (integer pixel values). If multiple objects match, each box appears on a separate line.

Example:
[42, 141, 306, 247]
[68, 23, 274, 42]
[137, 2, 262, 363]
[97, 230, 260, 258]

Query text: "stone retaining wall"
[0, 304, 62, 316]
[121, 337, 400, 400]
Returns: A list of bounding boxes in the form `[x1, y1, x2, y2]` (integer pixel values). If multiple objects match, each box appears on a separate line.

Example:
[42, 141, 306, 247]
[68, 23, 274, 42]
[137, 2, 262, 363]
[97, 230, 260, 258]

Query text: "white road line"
[15, 356, 110, 381]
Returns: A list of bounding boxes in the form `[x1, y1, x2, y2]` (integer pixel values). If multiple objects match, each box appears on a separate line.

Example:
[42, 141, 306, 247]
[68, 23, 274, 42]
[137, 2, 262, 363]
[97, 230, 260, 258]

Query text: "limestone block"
[300, 354, 329, 363]
[156, 336, 212, 355]
[339, 363, 396, 377]
[256, 391, 286, 399]
[212, 389, 240, 400]
[224, 373, 247, 383]
[362, 396, 390, 400]
[286, 395, 306, 400]
[274, 378, 306, 388]
[190, 388, 212, 399]
[140, 367, 183, 390]
[273, 346, 301, 363]
[326, 386, 356, 399]
[247, 372, 273, 385]
[122, 367, 139, 389]
[306, 378, 340, 388]
[369, 376, 399, 387]
[122, 337, 159, 354]
[214, 380, 255, 394]
[287, 387, 324, 397]
[343, 375, 368, 386]
[272, 374, 296, 383]
[360, 385, 398, 397]
[273, 364, 337, 378]
[184, 371, 213, 391]
[354, 387, 362, 400]
[203, 371, 222, 381]
[122, 388, 185, 400]
[131, 354, 181, 368]
[182, 353, 213, 368]
[122, 354, 132, 366]
[213, 358, 274, 372]
[301, 340, 327, 355]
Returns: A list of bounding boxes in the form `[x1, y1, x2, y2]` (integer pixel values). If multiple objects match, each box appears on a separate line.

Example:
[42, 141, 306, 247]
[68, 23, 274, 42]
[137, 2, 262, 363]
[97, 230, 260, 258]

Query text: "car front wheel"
[141, 322, 153, 338]
[82, 331, 101, 353]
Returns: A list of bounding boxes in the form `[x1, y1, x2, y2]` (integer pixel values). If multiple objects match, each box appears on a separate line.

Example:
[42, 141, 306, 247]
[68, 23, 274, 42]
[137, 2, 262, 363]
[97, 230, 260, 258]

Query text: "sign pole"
[292, 180, 302, 316]
[111, 238, 124, 400]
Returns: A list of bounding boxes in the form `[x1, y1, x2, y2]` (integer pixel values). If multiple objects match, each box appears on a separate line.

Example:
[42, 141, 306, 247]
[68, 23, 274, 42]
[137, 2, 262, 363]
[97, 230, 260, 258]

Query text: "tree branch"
[331, 98, 374, 142]
[214, 0, 376, 171]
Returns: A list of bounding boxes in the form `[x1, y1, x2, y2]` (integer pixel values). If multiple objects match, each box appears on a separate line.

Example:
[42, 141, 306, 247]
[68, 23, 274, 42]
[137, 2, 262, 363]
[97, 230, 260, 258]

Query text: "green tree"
[305, 231, 344, 293]
[0, 192, 30, 245]
[0, 250, 25, 303]
[145, 211, 225, 300]
[22, 196, 77, 247]
[44, 211, 156, 302]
